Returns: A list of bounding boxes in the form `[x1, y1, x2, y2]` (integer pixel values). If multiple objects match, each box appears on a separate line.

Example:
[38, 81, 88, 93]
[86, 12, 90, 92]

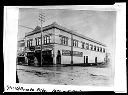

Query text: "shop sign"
[35, 46, 41, 50]
[62, 50, 83, 57]
[62, 50, 71, 56]
[43, 45, 53, 49]
[29, 46, 35, 51]
[73, 51, 83, 57]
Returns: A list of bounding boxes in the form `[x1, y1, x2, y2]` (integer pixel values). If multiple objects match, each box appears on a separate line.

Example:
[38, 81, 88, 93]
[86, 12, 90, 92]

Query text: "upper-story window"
[35, 37, 41, 46]
[27, 40, 29, 47]
[35, 38, 37, 45]
[44, 35, 51, 44]
[86, 43, 89, 50]
[100, 47, 102, 52]
[94, 45, 96, 51]
[103, 48, 105, 53]
[60, 35, 68, 45]
[30, 39, 33, 46]
[97, 46, 99, 51]
[27, 39, 33, 47]
[73, 39, 78, 47]
[81, 42, 85, 49]
[90, 44, 93, 50]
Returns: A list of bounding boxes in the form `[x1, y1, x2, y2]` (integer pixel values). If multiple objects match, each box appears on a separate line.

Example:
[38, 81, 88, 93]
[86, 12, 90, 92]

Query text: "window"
[27, 40, 29, 47]
[97, 46, 99, 51]
[27, 39, 33, 47]
[60, 35, 68, 45]
[73, 40, 78, 47]
[94, 45, 96, 51]
[103, 48, 105, 53]
[35, 37, 41, 46]
[100, 47, 102, 52]
[37, 37, 41, 45]
[90, 44, 93, 50]
[86, 43, 89, 50]
[82, 42, 85, 49]
[35, 38, 37, 45]
[44, 35, 51, 44]
[30, 40, 32, 46]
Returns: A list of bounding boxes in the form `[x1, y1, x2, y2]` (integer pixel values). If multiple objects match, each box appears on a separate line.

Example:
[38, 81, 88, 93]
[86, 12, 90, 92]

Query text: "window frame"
[97, 46, 99, 51]
[81, 42, 85, 49]
[90, 44, 93, 50]
[60, 35, 68, 45]
[94, 45, 96, 51]
[100, 47, 102, 52]
[73, 39, 78, 47]
[44, 35, 51, 45]
[86, 43, 89, 50]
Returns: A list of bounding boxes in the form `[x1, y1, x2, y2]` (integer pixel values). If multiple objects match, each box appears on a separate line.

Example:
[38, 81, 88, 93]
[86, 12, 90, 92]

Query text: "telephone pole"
[39, 11, 45, 67]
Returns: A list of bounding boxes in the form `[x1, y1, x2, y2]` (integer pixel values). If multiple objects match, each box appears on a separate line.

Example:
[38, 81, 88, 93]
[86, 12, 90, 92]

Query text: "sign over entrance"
[62, 50, 83, 57]
[29, 46, 35, 51]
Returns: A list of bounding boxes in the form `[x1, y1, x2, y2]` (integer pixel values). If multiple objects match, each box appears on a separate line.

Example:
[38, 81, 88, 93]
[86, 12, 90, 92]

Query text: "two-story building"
[25, 22, 107, 66]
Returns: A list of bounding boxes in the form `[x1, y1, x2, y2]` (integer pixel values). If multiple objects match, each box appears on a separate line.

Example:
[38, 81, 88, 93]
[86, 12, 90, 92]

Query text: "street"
[17, 65, 113, 86]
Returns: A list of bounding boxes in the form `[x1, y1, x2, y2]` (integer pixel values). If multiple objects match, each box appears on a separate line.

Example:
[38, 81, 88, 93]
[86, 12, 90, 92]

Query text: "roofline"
[25, 22, 106, 47]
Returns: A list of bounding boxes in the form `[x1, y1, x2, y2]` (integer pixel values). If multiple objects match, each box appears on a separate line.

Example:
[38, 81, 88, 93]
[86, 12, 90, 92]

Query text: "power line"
[19, 25, 34, 30]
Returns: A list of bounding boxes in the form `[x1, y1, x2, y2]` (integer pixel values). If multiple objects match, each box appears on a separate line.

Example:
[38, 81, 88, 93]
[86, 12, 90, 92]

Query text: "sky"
[18, 8, 116, 56]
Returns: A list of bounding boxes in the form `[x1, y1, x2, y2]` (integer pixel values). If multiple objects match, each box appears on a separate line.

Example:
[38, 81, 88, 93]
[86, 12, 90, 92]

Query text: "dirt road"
[17, 65, 113, 86]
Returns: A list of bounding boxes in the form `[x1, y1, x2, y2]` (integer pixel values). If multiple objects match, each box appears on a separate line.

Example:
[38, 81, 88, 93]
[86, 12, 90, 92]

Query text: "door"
[56, 50, 61, 64]
[86, 56, 88, 64]
[42, 50, 53, 65]
[35, 50, 41, 66]
[84, 56, 85, 64]
[95, 57, 97, 64]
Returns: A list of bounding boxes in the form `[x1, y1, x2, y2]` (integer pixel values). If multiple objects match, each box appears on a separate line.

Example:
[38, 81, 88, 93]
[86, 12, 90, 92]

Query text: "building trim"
[25, 22, 106, 47]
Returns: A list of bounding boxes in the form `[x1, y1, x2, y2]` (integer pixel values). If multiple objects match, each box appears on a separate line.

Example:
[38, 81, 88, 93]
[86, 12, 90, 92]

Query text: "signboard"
[35, 45, 53, 50]
[62, 50, 83, 57]
[62, 50, 71, 56]
[35, 46, 41, 50]
[29, 46, 35, 51]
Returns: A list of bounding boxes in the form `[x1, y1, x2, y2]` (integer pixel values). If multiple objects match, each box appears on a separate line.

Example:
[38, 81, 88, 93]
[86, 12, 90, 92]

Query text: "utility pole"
[71, 33, 73, 65]
[39, 11, 45, 67]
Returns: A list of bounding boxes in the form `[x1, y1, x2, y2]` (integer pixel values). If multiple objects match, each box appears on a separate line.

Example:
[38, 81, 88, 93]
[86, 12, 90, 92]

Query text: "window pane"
[49, 36, 51, 43]
[86, 43, 89, 49]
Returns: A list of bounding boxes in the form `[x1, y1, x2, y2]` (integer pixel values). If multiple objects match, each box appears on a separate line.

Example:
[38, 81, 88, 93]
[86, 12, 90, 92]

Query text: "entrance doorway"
[56, 50, 61, 64]
[86, 56, 88, 64]
[35, 50, 41, 66]
[42, 50, 53, 65]
[84, 56, 85, 64]
[35, 50, 53, 66]
[26, 52, 35, 66]
[95, 57, 97, 64]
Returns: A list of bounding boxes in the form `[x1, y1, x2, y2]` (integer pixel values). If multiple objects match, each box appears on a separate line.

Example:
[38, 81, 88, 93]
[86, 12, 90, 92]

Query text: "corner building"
[25, 22, 107, 66]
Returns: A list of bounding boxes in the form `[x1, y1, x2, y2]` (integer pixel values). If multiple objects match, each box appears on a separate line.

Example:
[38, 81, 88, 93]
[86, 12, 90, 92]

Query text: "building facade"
[25, 22, 107, 66]
[17, 39, 25, 64]
[17, 39, 25, 56]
